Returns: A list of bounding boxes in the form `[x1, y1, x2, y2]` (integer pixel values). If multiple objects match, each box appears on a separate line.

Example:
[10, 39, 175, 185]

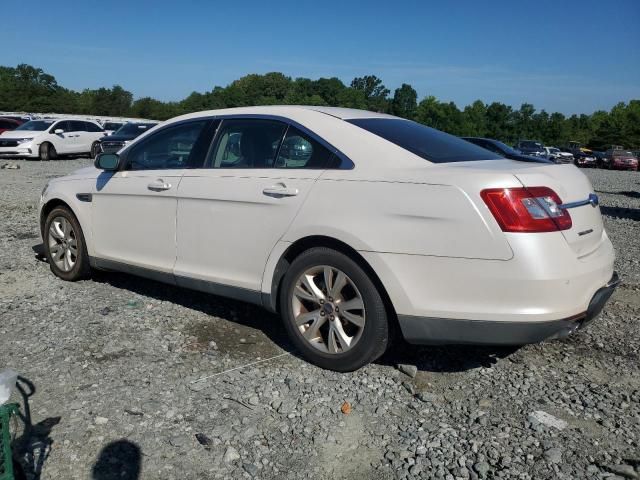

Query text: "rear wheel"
[280, 247, 389, 371]
[43, 207, 91, 281]
[39, 142, 57, 161]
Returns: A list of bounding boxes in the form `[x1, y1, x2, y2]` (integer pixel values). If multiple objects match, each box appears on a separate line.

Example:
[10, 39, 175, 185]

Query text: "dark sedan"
[94, 122, 159, 156]
[462, 137, 553, 163]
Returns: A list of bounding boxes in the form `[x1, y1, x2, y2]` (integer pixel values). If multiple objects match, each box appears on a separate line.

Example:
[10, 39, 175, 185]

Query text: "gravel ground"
[1, 159, 639, 480]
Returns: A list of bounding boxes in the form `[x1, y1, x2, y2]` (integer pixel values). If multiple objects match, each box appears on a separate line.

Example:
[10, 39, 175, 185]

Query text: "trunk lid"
[513, 164, 604, 257]
[442, 160, 605, 258]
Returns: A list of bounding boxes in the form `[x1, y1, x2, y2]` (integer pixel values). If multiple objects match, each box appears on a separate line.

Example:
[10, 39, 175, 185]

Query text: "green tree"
[391, 83, 417, 119]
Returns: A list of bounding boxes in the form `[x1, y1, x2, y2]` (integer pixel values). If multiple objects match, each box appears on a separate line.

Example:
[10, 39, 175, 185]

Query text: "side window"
[125, 121, 207, 171]
[210, 119, 286, 169]
[69, 121, 85, 132]
[275, 126, 334, 169]
[0, 120, 11, 129]
[51, 121, 71, 133]
[85, 122, 103, 133]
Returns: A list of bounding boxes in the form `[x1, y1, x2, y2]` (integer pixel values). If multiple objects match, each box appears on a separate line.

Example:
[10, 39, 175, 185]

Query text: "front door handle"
[147, 179, 172, 191]
[263, 183, 299, 197]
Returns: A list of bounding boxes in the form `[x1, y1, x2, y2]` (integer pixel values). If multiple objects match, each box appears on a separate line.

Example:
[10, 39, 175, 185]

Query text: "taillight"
[480, 187, 572, 233]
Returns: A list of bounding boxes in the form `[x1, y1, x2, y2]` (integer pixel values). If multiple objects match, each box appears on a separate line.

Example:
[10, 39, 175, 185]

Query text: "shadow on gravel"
[91, 440, 141, 480]
[600, 205, 640, 221]
[89, 270, 295, 355]
[378, 342, 520, 373]
[12, 376, 60, 480]
[596, 189, 640, 199]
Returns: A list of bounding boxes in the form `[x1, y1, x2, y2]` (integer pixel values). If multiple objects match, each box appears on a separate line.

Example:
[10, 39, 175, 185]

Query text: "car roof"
[172, 105, 396, 122]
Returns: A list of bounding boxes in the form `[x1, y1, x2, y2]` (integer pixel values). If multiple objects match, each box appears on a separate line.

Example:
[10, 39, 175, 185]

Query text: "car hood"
[0, 131, 40, 139]
[49, 166, 101, 184]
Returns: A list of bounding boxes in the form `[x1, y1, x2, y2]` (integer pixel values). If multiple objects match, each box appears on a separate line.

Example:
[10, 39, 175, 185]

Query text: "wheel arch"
[40, 196, 91, 255]
[265, 235, 399, 333]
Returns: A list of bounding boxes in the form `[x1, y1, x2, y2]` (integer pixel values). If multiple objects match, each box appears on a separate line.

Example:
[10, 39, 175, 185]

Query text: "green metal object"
[0, 403, 19, 480]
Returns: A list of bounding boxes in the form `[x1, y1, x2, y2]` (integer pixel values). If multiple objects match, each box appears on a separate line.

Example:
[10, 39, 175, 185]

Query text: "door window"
[210, 119, 287, 168]
[51, 121, 72, 133]
[68, 121, 86, 132]
[85, 122, 104, 132]
[275, 126, 334, 169]
[125, 120, 207, 171]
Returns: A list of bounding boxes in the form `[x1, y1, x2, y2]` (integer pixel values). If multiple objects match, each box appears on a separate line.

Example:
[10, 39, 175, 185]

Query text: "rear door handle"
[147, 179, 172, 191]
[263, 183, 299, 197]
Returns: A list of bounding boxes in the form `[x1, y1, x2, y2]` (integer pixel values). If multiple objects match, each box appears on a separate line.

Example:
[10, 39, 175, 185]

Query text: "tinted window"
[15, 120, 55, 131]
[85, 122, 104, 132]
[126, 121, 207, 171]
[103, 122, 123, 131]
[68, 121, 86, 132]
[275, 127, 334, 169]
[210, 119, 286, 168]
[51, 121, 72, 133]
[0, 120, 14, 129]
[114, 123, 157, 136]
[348, 119, 500, 163]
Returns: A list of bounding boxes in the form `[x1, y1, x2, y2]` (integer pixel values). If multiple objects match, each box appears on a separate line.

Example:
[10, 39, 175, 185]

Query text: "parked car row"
[0, 116, 160, 160]
[461, 136, 638, 171]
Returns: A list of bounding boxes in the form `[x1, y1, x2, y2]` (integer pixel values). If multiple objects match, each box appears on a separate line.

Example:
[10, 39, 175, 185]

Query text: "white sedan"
[0, 118, 105, 160]
[38, 106, 618, 371]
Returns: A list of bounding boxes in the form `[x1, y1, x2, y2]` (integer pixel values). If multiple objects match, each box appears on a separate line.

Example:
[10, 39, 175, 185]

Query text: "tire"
[90, 141, 100, 159]
[39, 142, 57, 161]
[43, 206, 91, 281]
[279, 247, 389, 371]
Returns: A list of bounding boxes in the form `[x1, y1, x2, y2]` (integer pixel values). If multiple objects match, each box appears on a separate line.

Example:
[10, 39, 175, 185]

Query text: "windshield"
[520, 141, 543, 149]
[103, 122, 124, 131]
[15, 120, 55, 131]
[491, 140, 519, 156]
[114, 123, 157, 136]
[347, 119, 501, 163]
[548, 148, 560, 153]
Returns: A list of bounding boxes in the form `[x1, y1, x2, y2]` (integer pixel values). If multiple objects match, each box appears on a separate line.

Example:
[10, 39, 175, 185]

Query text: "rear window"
[347, 118, 500, 163]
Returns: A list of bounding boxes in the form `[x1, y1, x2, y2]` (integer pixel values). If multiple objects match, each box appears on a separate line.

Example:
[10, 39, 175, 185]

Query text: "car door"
[174, 118, 333, 293]
[92, 119, 212, 276]
[48, 121, 75, 154]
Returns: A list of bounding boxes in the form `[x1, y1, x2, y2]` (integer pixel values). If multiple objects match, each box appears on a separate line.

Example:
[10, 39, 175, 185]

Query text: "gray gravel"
[1, 159, 639, 479]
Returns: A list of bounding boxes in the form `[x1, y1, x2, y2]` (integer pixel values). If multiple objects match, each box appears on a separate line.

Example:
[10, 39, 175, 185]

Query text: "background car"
[96, 122, 159, 155]
[0, 118, 105, 160]
[101, 121, 126, 136]
[39, 106, 616, 371]
[543, 146, 574, 164]
[602, 148, 639, 171]
[0, 117, 24, 134]
[462, 137, 553, 163]
[514, 140, 545, 156]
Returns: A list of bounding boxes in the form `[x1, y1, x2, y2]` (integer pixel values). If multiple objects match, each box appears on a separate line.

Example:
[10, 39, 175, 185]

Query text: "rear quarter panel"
[283, 173, 514, 260]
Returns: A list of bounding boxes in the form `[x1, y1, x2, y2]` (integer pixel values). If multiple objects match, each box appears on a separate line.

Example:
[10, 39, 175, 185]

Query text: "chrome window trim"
[203, 113, 355, 170]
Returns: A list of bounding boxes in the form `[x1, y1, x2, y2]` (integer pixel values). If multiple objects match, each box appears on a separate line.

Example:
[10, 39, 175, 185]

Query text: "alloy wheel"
[291, 265, 366, 354]
[48, 216, 78, 272]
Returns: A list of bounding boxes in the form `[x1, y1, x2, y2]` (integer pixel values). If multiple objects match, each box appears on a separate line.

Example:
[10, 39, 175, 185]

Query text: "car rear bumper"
[398, 272, 620, 345]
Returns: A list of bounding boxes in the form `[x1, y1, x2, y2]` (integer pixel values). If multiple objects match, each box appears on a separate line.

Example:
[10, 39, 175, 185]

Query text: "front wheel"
[39, 142, 57, 161]
[90, 141, 101, 159]
[279, 247, 389, 371]
[43, 207, 91, 281]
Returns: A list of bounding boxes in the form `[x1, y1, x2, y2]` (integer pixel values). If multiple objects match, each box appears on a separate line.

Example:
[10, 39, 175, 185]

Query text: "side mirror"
[95, 153, 120, 171]
[54, 128, 64, 134]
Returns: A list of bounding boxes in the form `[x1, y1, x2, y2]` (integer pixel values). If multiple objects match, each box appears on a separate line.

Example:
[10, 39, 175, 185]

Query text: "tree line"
[1, 64, 638, 150]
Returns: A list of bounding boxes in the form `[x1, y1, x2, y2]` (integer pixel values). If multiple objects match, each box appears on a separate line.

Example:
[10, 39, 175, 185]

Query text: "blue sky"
[2, 0, 638, 114]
